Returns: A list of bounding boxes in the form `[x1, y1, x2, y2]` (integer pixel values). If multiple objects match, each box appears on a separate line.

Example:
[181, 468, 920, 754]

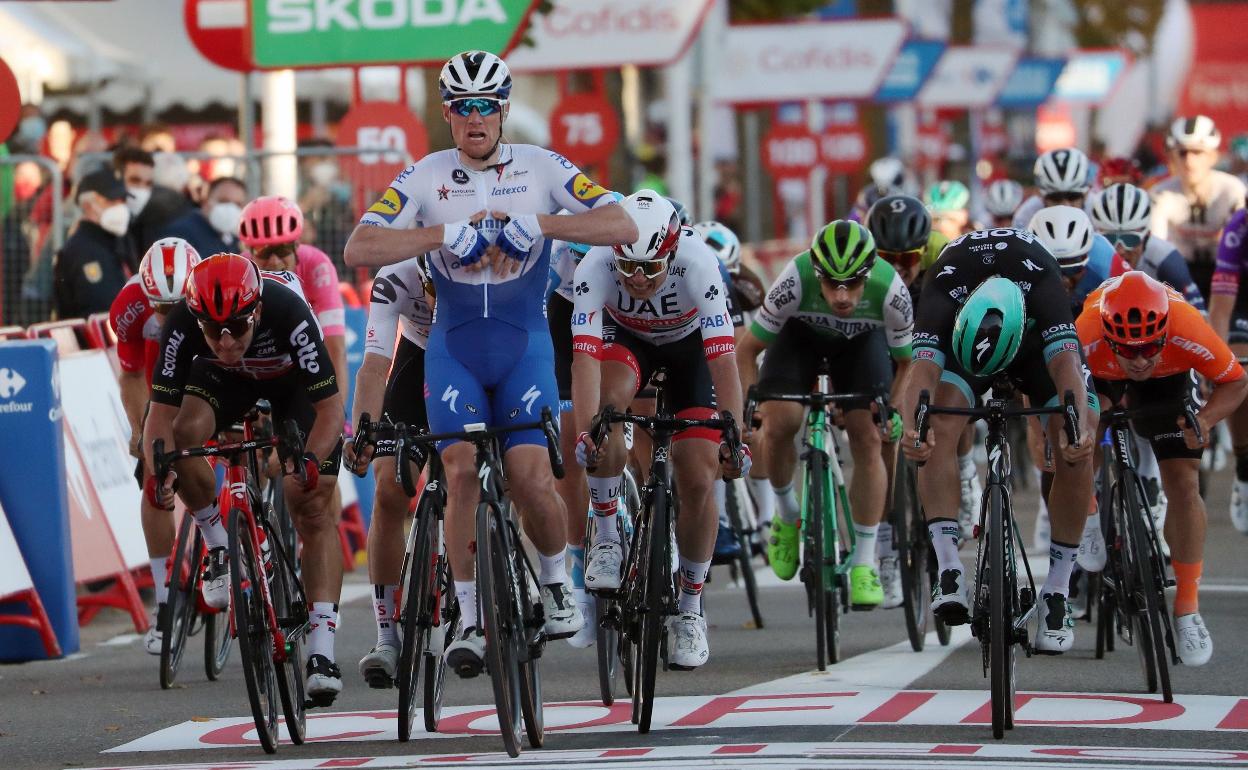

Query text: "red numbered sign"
[762, 123, 819, 180]
[818, 126, 869, 175]
[0, 57, 19, 144]
[549, 93, 619, 169]
[336, 101, 429, 199]
[184, 0, 252, 72]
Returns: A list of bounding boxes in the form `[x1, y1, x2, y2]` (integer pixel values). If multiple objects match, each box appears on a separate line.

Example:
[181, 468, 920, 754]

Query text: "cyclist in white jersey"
[572, 192, 748, 669]
[343, 51, 636, 674]
[1150, 115, 1247, 298]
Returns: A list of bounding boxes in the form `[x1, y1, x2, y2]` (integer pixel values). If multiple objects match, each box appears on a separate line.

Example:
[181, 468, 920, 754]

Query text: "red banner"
[1179, 3, 1248, 137]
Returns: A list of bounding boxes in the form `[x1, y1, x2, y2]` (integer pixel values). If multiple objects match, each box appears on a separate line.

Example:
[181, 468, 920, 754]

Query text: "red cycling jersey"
[108, 275, 160, 381]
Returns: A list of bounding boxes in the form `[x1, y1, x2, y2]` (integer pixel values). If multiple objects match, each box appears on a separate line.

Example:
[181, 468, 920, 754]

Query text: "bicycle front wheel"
[270, 517, 307, 746]
[229, 509, 280, 754]
[477, 501, 523, 757]
[725, 479, 764, 629]
[423, 553, 456, 733]
[636, 483, 671, 734]
[397, 494, 437, 742]
[160, 513, 199, 690]
[1126, 472, 1172, 702]
[595, 591, 619, 705]
[987, 485, 1014, 740]
[893, 459, 930, 653]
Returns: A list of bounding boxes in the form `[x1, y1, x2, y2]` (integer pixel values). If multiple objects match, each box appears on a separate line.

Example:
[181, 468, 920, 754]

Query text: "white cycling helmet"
[869, 157, 906, 194]
[140, 237, 202, 304]
[692, 221, 741, 272]
[1090, 183, 1152, 233]
[617, 190, 680, 262]
[1034, 147, 1091, 195]
[984, 179, 1025, 218]
[1168, 115, 1221, 152]
[439, 50, 512, 101]
[1029, 205, 1094, 269]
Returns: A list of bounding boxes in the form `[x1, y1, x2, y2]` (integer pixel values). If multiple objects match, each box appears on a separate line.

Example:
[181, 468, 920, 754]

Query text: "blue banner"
[0, 340, 78, 660]
[996, 56, 1066, 108]
[817, 0, 856, 18]
[1053, 51, 1128, 104]
[876, 40, 946, 103]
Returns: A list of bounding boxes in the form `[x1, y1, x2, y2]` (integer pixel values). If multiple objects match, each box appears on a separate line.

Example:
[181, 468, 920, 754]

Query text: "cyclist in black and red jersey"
[143, 253, 347, 706]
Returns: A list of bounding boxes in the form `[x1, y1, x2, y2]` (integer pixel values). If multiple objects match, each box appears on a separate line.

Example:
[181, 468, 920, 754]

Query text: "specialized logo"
[289, 320, 321, 373]
[939, 265, 957, 277]
[1021, 258, 1043, 272]
[521, 385, 541, 415]
[442, 385, 460, 414]
[975, 336, 992, 362]
[366, 187, 408, 223]
[565, 173, 610, 204]
[0, 368, 26, 398]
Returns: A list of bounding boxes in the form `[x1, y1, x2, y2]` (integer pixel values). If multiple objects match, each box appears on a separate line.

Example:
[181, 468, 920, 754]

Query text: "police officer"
[53, 169, 135, 319]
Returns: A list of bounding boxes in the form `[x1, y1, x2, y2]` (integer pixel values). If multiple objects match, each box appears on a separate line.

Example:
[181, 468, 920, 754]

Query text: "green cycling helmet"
[810, 220, 877, 282]
[925, 180, 971, 213]
[952, 277, 1026, 377]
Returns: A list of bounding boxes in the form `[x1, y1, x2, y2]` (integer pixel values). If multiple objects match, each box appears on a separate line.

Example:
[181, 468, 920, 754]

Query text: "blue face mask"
[17, 116, 46, 145]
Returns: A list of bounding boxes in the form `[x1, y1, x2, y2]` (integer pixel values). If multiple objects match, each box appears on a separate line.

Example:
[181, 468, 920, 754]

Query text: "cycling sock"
[567, 545, 586, 589]
[308, 602, 338, 662]
[150, 557, 169, 606]
[539, 548, 568, 586]
[192, 504, 228, 550]
[1172, 560, 1202, 616]
[1042, 540, 1079, 597]
[677, 556, 711, 614]
[372, 584, 399, 647]
[455, 580, 478, 631]
[714, 480, 730, 527]
[851, 523, 879, 567]
[1137, 437, 1159, 482]
[958, 451, 975, 480]
[1236, 451, 1248, 483]
[588, 475, 622, 545]
[927, 518, 962, 575]
[747, 475, 775, 527]
[772, 482, 801, 525]
[876, 522, 895, 559]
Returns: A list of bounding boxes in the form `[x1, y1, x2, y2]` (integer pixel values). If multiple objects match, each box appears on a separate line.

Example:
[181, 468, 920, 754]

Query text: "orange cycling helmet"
[185, 253, 263, 323]
[238, 195, 303, 248]
[1099, 271, 1170, 345]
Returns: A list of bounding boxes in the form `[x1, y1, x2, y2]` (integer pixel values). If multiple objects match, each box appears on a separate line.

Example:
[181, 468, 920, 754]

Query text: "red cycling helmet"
[185, 253, 263, 323]
[238, 196, 304, 248]
[1100, 270, 1170, 345]
[1098, 156, 1143, 187]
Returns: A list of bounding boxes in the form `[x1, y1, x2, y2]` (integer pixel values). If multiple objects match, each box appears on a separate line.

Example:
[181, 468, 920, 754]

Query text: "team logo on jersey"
[452, 169, 470, 185]
[566, 173, 610, 205]
[367, 187, 408, 223]
[437, 185, 450, 200]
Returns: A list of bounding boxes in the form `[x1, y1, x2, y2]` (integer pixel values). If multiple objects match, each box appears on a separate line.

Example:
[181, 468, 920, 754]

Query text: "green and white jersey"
[751, 253, 913, 359]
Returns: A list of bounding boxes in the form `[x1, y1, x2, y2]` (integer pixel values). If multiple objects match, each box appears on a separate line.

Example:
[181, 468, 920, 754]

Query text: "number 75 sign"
[549, 93, 619, 169]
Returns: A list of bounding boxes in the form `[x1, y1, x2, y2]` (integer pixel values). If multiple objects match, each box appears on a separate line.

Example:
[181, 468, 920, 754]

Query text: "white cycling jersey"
[1150, 170, 1246, 265]
[364, 257, 435, 356]
[1012, 194, 1095, 230]
[549, 239, 579, 302]
[571, 229, 735, 359]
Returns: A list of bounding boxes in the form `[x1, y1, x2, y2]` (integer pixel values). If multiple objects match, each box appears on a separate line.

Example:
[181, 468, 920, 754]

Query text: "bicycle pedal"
[304, 692, 338, 709]
[363, 669, 395, 690]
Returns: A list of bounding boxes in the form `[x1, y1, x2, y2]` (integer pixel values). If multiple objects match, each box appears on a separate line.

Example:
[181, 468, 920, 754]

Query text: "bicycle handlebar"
[744, 385, 894, 437]
[153, 409, 306, 490]
[914, 389, 1080, 466]
[588, 403, 744, 473]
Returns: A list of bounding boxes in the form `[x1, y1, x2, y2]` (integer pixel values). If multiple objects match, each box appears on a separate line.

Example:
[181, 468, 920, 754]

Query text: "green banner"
[250, 0, 539, 68]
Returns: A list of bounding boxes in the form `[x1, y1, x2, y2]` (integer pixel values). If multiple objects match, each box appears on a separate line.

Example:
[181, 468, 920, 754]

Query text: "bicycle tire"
[932, 548, 952, 646]
[805, 450, 830, 670]
[397, 495, 437, 742]
[204, 603, 233, 680]
[825, 480, 845, 665]
[229, 508, 280, 754]
[423, 554, 456, 733]
[1112, 476, 1158, 693]
[269, 516, 307, 746]
[595, 590, 618, 706]
[725, 479, 764, 629]
[515, 541, 544, 749]
[477, 501, 523, 757]
[1126, 471, 1173, 702]
[160, 513, 199, 690]
[894, 459, 929, 652]
[987, 484, 1012, 740]
[519, 652, 544, 748]
[636, 483, 670, 734]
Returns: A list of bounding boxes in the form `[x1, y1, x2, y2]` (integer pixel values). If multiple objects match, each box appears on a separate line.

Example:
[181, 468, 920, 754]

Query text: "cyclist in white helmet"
[983, 179, 1025, 228]
[1013, 147, 1094, 229]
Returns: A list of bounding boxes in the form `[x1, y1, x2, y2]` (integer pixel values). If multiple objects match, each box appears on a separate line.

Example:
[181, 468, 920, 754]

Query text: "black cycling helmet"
[866, 194, 931, 253]
[664, 196, 692, 227]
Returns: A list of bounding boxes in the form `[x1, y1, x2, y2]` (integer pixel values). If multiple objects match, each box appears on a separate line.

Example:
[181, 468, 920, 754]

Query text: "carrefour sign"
[249, 0, 541, 68]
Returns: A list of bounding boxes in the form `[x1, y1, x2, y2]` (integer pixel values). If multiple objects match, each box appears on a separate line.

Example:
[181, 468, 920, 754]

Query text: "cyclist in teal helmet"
[926, 180, 971, 240]
[951, 277, 1027, 377]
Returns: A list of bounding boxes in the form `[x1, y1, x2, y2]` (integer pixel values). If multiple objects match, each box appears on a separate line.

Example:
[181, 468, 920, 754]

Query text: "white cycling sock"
[150, 557, 168, 606]
[588, 475, 622, 545]
[772, 482, 801, 525]
[876, 522, 895, 559]
[539, 548, 568, 586]
[927, 518, 962, 575]
[372, 584, 399, 647]
[455, 580, 478, 631]
[1042, 540, 1079, 598]
[677, 556, 711, 615]
[747, 475, 775, 527]
[852, 523, 879, 567]
[308, 602, 338, 662]
[192, 504, 228, 550]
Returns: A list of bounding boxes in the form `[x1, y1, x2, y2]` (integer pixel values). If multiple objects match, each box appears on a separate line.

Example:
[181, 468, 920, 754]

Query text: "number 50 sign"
[549, 93, 619, 168]
[336, 101, 429, 197]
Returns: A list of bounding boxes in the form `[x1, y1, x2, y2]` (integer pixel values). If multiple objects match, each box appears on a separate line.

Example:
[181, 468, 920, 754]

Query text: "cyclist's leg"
[136, 405, 175, 652]
[548, 293, 589, 570]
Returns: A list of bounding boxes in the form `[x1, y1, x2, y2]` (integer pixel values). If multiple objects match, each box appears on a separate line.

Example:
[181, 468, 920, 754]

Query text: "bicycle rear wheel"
[987, 485, 1013, 740]
[423, 553, 456, 733]
[894, 459, 930, 652]
[269, 517, 307, 746]
[478, 501, 523, 757]
[229, 508, 280, 754]
[1126, 472, 1172, 702]
[636, 484, 670, 734]
[595, 591, 619, 705]
[725, 479, 764, 629]
[160, 514, 199, 690]
[203, 603, 232, 680]
[397, 495, 437, 742]
[514, 541, 544, 749]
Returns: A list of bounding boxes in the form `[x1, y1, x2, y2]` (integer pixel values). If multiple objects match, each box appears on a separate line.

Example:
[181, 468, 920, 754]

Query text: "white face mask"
[208, 201, 243, 237]
[98, 202, 131, 236]
[308, 161, 338, 187]
[126, 186, 151, 216]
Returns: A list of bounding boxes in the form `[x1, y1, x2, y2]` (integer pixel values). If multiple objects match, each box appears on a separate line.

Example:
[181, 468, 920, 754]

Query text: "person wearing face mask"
[53, 169, 135, 319]
[113, 147, 191, 261]
[297, 139, 354, 273]
[10, 105, 47, 156]
[158, 176, 246, 259]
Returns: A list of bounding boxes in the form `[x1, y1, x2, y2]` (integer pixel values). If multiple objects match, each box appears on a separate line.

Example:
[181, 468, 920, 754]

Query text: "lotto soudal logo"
[289, 320, 321, 373]
[162, 330, 186, 378]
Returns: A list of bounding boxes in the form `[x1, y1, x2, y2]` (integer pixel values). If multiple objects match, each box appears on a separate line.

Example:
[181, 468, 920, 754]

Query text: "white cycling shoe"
[878, 555, 903, 609]
[1176, 613, 1213, 666]
[1233, 481, 1248, 535]
[1034, 592, 1074, 654]
[359, 642, 400, 688]
[584, 541, 624, 591]
[931, 568, 971, 625]
[541, 583, 584, 640]
[567, 589, 596, 649]
[143, 607, 163, 655]
[305, 654, 343, 708]
[201, 548, 230, 610]
[666, 611, 709, 670]
[446, 627, 485, 678]
[1077, 515, 1106, 572]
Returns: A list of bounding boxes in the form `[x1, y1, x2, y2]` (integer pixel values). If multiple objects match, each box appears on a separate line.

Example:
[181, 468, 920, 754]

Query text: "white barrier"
[0, 502, 34, 599]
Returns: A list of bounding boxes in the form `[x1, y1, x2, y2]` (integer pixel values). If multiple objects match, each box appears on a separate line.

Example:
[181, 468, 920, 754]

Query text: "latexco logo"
[266, 0, 508, 33]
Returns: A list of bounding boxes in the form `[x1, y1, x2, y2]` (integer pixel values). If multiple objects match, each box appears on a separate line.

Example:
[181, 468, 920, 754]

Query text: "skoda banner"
[248, 0, 542, 68]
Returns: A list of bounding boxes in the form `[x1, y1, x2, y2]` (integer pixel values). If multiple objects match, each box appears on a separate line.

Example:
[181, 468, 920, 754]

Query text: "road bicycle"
[719, 475, 765, 629]
[154, 401, 309, 754]
[889, 453, 952, 652]
[915, 386, 1079, 739]
[157, 505, 231, 689]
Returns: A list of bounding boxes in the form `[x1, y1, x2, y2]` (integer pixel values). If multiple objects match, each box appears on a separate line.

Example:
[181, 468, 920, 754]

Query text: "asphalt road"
[3, 465, 1247, 770]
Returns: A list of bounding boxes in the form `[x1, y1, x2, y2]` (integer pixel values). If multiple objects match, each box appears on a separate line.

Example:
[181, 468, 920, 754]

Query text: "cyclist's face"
[932, 211, 968, 240]
[443, 100, 506, 163]
[1111, 238, 1145, 267]
[1115, 349, 1161, 380]
[203, 310, 258, 364]
[618, 265, 666, 299]
[251, 244, 296, 272]
[819, 278, 866, 316]
[1171, 146, 1217, 185]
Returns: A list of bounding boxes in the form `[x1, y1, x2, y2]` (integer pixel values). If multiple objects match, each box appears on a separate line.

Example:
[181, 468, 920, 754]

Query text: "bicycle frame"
[797, 373, 857, 593]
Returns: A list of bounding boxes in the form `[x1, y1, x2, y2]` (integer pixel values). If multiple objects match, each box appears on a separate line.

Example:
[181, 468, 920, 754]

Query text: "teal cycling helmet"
[952, 276, 1027, 377]
[925, 180, 971, 213]
[810, 220, 877, 282]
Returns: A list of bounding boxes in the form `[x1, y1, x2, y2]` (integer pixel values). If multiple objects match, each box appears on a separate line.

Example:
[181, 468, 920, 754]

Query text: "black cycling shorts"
[370, 336, 429, 461]
[939, 332, 1098, 411]
[1095, 371, 1205, 461]
[548, 292, 574, 404]
[756, 321, 892, 412]
[601, 320, 716, 416]
[183, 360, 343, 474]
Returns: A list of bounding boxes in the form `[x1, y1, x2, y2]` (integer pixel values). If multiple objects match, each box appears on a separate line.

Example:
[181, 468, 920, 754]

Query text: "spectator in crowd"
[8, 105, 47, 156]
[1, 161, 49, 324]
[297, 138, 354, 273]
[157, 176, 245, 258]
[152, 151, 194, 202]
[113, 147, 190, 257]
[138, 123, 177, 154]
[53, 170, 134, 319]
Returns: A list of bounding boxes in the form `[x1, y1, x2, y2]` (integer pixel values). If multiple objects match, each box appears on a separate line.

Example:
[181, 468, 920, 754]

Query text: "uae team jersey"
[1151, 171, 1246, 267]
[365, 257, 434, 356]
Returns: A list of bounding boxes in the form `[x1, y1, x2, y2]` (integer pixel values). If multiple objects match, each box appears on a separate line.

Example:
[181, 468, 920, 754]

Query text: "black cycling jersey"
[150, 279, 338, 408]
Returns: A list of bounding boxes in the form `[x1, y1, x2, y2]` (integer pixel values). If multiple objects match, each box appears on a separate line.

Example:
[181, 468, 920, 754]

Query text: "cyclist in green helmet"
[899, 228, 1097, 655]
[926, 180, 971, 240]
[737, 220, 914, 608]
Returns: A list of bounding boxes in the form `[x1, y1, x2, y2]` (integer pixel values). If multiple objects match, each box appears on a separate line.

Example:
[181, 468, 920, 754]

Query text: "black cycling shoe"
[304, 654, 343, 708]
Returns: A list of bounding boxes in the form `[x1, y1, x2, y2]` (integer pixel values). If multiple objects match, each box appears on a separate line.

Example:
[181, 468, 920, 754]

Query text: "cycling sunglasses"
[816, 270, 868, 291]
[614, 254, 670, 279]
[1103, 231, 1146, 250]
[1043, 191, 1084, 204]
[199, 313, 257, 340]
[878, 247, 924, 270]
[1107, 336, 1166, 360]
[446, 98, 505, 117]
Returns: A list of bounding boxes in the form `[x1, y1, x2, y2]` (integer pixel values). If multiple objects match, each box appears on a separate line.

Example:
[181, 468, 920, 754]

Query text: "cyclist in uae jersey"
[737, 221, 911, 608]
[340, 255, 436, 685]
[1077, 272, 1247, 665]
[342, 51, 636, 672]
[571, 192, 746, 669]
[1209, 207, 1248, 530]
[144, 254, 347, 704]
[899, 228, 1096, 654]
